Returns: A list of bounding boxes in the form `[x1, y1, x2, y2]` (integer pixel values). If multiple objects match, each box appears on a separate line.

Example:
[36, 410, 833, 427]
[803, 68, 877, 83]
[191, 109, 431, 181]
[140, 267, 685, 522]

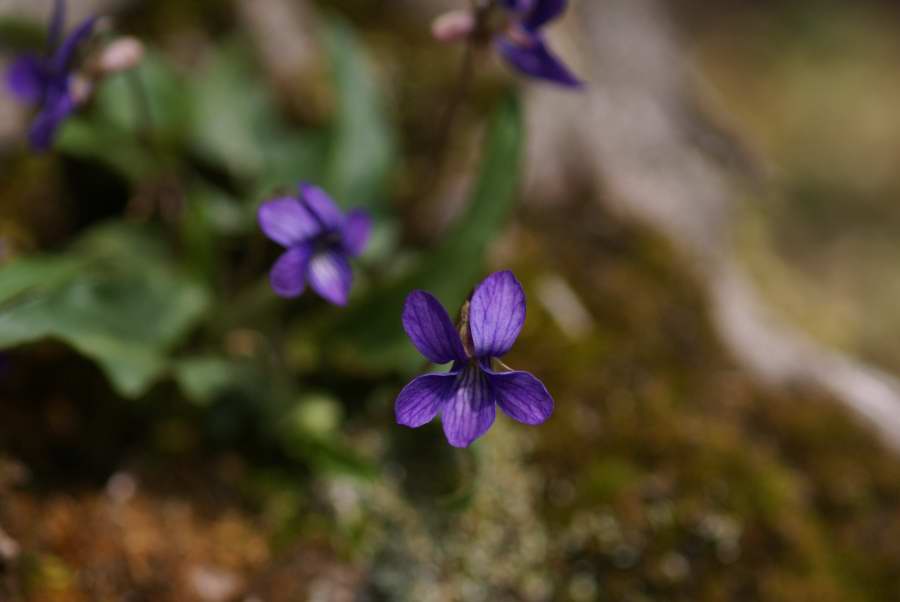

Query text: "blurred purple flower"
[258, 183, 371, 306]
[396, 271, 554, 448]
[496, 0, 582, 88]
[4, 0, 97, 150]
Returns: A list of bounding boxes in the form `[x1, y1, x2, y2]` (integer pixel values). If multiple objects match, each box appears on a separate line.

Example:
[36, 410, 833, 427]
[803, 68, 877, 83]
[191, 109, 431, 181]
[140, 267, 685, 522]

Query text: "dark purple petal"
[469, 270, 526, 359]
[496, 35, 583, 88]
[308, 249, 353, 306]
[300, 184, 344, 231]
[502, 0, 531, 12]
[258, 197, 322, 247]
[52, 15, 98, 73]
[27, 88, 73, 151]
[523, 0, 567, 30]
[269, 244, 312, 298]
[441, 365, 496, 448]
[6, 56, 45, 104]
[402, 291, 467, 365]
[486, 368, 553, 425]
[395, 371, 457, 428]
[341, 209, 371, 257]
[48, 0, 66, 49]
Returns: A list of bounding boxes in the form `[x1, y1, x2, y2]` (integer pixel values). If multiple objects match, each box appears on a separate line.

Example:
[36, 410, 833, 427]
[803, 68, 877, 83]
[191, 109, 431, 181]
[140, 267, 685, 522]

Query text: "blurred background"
[2, 0, 900, 600]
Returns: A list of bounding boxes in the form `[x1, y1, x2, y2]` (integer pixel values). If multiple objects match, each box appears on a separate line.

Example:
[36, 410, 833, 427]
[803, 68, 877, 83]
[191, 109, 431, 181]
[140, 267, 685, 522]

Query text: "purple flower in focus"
[258, 183, 372, 306]
[5, 0, 97, 150]
[396, 271, 554, 448]
[496, 0, 581, 87]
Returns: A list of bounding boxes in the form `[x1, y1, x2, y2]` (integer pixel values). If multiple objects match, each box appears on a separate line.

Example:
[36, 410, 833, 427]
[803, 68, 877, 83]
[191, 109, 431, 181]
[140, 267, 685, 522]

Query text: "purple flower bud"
[396, 271, 554, 448]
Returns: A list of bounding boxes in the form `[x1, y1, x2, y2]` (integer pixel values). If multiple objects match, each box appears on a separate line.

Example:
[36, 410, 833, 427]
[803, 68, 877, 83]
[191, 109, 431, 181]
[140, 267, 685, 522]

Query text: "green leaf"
[0, 223, 210, 397]
[322, 17, 397, 210]
[188, 40, 329, 188]
[173, 356, 261, 406]
[327, 95, 524, 373]
[93, 50, 189, 143]
[57, 50, 187, 181]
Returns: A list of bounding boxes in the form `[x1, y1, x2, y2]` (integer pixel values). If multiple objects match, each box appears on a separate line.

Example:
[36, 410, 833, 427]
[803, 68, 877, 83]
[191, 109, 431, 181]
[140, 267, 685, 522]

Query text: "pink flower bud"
[432, 10, 476, 44]
[97, 37, 145, 75]
[70, 75, 94, 105]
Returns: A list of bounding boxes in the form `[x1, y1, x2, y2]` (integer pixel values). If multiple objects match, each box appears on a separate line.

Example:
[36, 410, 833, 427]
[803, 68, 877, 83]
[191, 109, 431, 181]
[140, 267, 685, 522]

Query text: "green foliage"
[322, 16, 397, 210]
[0, 223, 209, 397]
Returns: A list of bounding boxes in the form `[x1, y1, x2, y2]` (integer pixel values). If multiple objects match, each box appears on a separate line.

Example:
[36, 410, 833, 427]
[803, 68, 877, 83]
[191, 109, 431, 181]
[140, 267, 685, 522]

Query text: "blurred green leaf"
[94, 50, 189, 144]
[188, 42, 278, 179]
[327, 95, 524, 373]
[56, 118, 156, 182]
[173, 355, 261, 405]
[57, 51, 187, 181]
[0, 223, 210, 397]
[188, 41, 329, 188]
[323, 17, 397, 211]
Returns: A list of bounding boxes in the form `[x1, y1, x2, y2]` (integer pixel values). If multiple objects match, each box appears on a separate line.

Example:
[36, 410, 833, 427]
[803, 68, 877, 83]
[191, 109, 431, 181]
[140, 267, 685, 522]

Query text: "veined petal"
[496, 35, 583, 88]
[524, 0, 568, 30]
[6, 55, 45, 104]
[308, 249, 353, 306]
[402, 291, 467, 365]
[395, 371, 457, 428]
[300, 184, 344, 231]
[27, 88, 73, 151]
[341, 209, 372, 257]
[469, 270, 526, 359]
[258, 197, 321, 247]
[52, 15, 98, 73]
[441, 365, 496, 448]
[487, 368, 554, 425]
[269, 244, 312, 298]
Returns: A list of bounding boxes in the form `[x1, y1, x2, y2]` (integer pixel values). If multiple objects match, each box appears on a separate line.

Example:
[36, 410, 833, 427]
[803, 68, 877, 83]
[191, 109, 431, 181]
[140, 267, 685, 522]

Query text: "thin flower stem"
[428, 39, 476, 184]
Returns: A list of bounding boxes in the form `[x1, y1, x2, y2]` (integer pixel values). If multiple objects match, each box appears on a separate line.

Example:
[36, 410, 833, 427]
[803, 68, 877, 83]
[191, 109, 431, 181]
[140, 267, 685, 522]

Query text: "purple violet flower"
[4, 0, 98, 150]
[258, 183, 372, 306]
[496, 0, 582, 88]
[396, 271, 554, 448]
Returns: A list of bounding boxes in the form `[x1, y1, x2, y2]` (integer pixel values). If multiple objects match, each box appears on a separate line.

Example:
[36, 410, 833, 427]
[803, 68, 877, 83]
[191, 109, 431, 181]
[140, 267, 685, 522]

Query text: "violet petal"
[469, 270, 526, 359]
[524, 0, 568, 30]
[48, 0, 66, 49]
[270, 244, 312, 298]
[441, 365, 496, 448]
[402, 291, 467, 365]
[308, 249, 353, 306]
[496, 35, 583, 88]
[300, 184, 345, 231]
[27, 88, 73, 151]
[6, 56, 45, 104]
[52, 15, 98, 73]
[258, 197, 322, 247]
[486, 368, 554, 425]
[341, 209, 372, 257]
[395, 371, 457, 428]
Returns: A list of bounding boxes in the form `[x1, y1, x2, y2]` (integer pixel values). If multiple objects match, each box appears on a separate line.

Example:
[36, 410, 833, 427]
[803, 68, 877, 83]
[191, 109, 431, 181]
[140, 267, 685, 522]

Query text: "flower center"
[456, 300, 477, 360]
